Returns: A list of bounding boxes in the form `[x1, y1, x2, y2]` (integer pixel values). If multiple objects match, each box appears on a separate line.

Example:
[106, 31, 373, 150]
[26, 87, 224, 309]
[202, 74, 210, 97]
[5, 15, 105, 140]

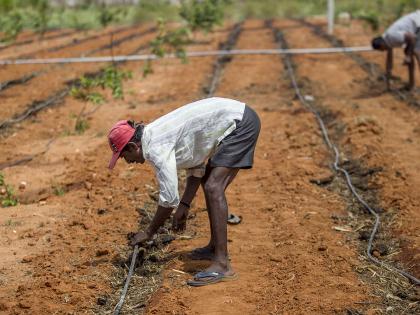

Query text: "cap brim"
[108, 151, 121, 169]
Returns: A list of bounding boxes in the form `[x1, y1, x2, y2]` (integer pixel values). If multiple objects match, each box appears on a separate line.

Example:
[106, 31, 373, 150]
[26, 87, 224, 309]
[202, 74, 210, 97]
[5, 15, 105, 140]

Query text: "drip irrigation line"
[0, 46, 373, 65]
[0, 29, 153, 131]
[207, 22, 243, 97]
[113, 245, 140, 315]
[0, 26, 155, 93]
[0, 29, 77, 52]
[0, 89, 69, 130]
[274, 29, 420, 286]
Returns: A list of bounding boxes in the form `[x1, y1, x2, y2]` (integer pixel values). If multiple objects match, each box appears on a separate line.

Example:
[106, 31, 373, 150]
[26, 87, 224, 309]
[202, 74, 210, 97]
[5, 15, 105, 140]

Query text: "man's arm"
[172, 175, 202, 231]
[131, 149, 179, 246]
[386, 48, 393, 90]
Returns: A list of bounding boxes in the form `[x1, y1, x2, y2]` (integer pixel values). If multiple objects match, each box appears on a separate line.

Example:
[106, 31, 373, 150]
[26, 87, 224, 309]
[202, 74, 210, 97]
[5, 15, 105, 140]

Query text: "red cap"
[108, 120, 135, 169]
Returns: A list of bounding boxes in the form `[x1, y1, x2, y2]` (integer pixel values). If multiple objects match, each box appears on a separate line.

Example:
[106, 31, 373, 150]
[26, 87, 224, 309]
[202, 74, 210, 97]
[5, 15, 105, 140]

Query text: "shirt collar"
[141, 125, 151, 161]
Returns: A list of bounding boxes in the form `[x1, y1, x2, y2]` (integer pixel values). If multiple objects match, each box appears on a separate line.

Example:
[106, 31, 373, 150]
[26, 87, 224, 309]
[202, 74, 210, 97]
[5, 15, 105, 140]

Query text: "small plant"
[52, 184, 65, 196]
[144, 19, 191, 77]
[179, 0, 228, 33]
[71, 66, 132, 103]
[0, 173, 18, 208]
[98, 66, 132, 99]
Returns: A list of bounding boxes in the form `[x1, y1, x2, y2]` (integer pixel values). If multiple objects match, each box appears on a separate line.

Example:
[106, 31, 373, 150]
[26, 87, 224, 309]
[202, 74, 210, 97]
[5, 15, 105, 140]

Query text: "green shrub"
[180, 0, 229, 32]
[0, 10, 23, 42]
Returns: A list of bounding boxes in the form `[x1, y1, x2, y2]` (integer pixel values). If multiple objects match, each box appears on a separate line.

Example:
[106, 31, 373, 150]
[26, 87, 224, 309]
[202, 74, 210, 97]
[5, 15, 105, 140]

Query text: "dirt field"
[0, 18, 418, 315]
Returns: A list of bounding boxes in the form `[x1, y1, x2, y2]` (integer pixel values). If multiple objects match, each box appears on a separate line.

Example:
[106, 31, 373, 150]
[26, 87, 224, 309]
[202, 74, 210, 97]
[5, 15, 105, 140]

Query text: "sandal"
[227, 213, 242, 225]
[187, 271, 238, 287]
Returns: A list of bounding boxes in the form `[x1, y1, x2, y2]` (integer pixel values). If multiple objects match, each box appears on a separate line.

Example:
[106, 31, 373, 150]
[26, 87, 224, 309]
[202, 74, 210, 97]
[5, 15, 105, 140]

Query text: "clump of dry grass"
[94, 200, 178, 315]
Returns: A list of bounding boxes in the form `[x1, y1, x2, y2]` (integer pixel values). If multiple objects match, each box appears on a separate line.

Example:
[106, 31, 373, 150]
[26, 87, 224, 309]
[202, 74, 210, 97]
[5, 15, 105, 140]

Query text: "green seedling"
[0, 172, 18, 207]
[52, 185, 65, 196]
[1, 185, 18, 208]
[71, 67, 132, 103]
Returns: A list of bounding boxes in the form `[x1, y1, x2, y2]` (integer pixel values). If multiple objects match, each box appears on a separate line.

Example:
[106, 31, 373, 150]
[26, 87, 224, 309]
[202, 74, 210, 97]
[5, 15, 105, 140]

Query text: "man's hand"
[130, 231, 151, 247]
[172, 204, 189, 232]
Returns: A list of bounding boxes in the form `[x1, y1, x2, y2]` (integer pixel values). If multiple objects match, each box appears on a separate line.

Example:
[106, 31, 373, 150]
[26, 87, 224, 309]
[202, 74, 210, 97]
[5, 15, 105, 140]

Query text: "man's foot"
[187, 261, 237, 287]
[187, 271, 238, 287]
[189, 246, 214, 260]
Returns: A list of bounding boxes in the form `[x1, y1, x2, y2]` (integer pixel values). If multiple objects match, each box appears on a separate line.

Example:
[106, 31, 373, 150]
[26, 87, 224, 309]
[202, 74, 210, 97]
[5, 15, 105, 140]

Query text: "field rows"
[0, 18, 418, 314]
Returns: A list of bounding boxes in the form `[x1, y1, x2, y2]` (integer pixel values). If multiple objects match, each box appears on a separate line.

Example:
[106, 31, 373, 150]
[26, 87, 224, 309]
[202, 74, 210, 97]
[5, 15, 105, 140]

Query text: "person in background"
[372, 10, 420, 90]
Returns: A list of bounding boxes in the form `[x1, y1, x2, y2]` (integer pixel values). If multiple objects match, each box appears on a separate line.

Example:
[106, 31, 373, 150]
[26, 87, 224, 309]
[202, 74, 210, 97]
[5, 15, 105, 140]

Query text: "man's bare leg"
[190, 166, 238, 260]
[202, 166, 239, 275]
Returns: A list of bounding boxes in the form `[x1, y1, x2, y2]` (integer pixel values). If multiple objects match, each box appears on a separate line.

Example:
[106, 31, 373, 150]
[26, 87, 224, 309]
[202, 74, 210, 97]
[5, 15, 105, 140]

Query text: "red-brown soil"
[302, 17, 420, 277]
[0, 18, 418, 315]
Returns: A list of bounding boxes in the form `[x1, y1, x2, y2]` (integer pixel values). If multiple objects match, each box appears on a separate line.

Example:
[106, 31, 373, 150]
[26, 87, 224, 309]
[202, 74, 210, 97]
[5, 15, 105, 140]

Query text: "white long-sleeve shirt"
[141, 97, 245, 208]
[383, 10, 420, 47]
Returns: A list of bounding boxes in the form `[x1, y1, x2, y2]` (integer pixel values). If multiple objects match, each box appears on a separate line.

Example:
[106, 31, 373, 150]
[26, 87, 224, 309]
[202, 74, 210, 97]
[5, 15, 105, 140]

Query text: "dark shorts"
[416, 28, 420, 50]
[209, 105, 261, 169]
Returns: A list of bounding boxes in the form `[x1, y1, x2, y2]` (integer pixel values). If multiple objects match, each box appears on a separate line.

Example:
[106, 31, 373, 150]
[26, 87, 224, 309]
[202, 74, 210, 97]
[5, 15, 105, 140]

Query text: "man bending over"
[107, 97, 261, 287]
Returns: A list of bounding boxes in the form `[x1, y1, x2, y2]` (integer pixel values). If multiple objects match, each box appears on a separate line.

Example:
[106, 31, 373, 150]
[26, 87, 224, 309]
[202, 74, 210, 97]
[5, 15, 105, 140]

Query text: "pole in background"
[328, 0, 335, 34]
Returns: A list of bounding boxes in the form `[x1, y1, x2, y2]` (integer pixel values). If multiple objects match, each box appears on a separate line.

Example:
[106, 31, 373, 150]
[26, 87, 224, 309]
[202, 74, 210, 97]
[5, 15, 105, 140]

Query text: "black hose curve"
[274, 27, 420, 286]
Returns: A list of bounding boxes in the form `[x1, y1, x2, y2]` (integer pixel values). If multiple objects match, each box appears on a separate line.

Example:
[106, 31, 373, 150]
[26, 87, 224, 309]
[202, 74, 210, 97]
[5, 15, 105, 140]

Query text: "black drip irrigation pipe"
[113, 245, 141, 315]
[111, 22, 245, 313]
[0, 72, 39, 92]
[300, 19, 420, 108]
[205, 22, 243, 97]
[271, 24, 420, 286]
[0, 29, 154, 132]
[0, 25, 154, 93]
[0, 29, 77, 52]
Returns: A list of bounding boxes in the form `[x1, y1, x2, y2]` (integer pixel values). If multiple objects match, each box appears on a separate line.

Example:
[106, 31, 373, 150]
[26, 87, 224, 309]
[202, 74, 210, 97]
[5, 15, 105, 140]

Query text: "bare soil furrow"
[0, 29, 78, 54]
[0, 24, 233, 314]
[0, 25, 157, 127]
[0, 25, 153, 91]
[145, 19, 369, 315]
[281, 19, 419, 314]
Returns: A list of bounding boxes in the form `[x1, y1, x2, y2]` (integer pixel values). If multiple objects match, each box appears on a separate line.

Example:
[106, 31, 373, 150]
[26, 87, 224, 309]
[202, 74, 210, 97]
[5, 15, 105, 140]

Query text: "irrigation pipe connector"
[0, 46, 373, 65]
[276, 31, 420, 286]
